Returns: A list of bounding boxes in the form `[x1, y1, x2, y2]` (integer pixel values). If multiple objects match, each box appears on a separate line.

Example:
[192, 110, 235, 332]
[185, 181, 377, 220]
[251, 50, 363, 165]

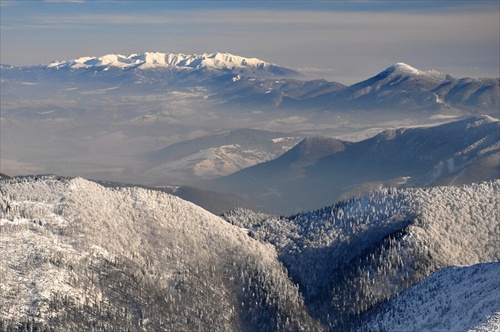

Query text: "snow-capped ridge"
[212, 115, 500, 214]
[46, 51, 281, 72]
[440, 114, 499, 129]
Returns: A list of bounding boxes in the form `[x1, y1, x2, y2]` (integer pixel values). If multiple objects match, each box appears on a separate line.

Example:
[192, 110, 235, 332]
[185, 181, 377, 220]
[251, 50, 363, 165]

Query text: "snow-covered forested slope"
[356, 262, 500, 332]
[1, 176, 498, 331]
[0, 176, 318, 331]
[223, 180, 499, 329]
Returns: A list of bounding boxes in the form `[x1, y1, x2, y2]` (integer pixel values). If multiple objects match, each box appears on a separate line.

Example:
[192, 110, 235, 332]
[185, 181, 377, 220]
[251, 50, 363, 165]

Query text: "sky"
[1, 0, 499, 85]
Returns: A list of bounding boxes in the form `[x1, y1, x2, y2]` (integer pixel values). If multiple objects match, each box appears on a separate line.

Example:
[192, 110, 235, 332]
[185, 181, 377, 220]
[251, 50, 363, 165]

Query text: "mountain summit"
[380, 62, 448, 79]
[384, 62, 424, 75]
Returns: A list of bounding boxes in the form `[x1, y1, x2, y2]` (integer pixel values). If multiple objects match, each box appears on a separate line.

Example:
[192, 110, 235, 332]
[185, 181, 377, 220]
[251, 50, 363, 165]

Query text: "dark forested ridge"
[1, 176, 499, 331]
[209, 115, 500, 214]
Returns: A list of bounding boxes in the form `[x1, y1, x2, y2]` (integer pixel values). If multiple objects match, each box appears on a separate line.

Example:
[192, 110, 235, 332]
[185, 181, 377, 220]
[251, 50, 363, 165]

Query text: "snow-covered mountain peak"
[204, 52, 270, 68]
[387, 62, 423, 75]
[1, 174, 318, 330]
[132, 52, 170, 67]
[381, 62, 448, 80]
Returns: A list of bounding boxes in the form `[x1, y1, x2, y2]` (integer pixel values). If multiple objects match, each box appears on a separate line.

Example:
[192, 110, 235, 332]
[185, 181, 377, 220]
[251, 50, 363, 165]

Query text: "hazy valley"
[2, 52, 498, 186]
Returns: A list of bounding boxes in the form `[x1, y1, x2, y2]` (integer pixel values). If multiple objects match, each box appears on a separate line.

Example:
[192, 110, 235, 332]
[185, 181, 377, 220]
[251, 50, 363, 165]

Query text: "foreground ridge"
[0, 176, 317, 331]
[1, 176, 498, 331]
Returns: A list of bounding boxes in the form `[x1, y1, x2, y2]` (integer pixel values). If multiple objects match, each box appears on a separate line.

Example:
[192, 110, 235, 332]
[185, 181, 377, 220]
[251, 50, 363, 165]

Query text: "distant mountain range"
[1, 175, 498, 331]
[1, 52, 498, 114]
[46, 52, 300, 77]
[0, 52, 300, 90]
[207, 115, 500, 214]
[1, 52, 498, 205]
[283, 62, 499, 112]
[215, 61, 499, 113]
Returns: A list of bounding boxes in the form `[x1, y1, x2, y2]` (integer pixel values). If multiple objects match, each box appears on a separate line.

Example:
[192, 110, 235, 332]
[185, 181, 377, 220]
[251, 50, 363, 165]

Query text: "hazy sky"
[1, 0, 499, 84]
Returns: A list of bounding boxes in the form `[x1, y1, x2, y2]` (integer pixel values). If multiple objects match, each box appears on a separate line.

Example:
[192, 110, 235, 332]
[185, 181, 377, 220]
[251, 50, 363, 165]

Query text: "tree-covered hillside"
[223, 181, 499, 329]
